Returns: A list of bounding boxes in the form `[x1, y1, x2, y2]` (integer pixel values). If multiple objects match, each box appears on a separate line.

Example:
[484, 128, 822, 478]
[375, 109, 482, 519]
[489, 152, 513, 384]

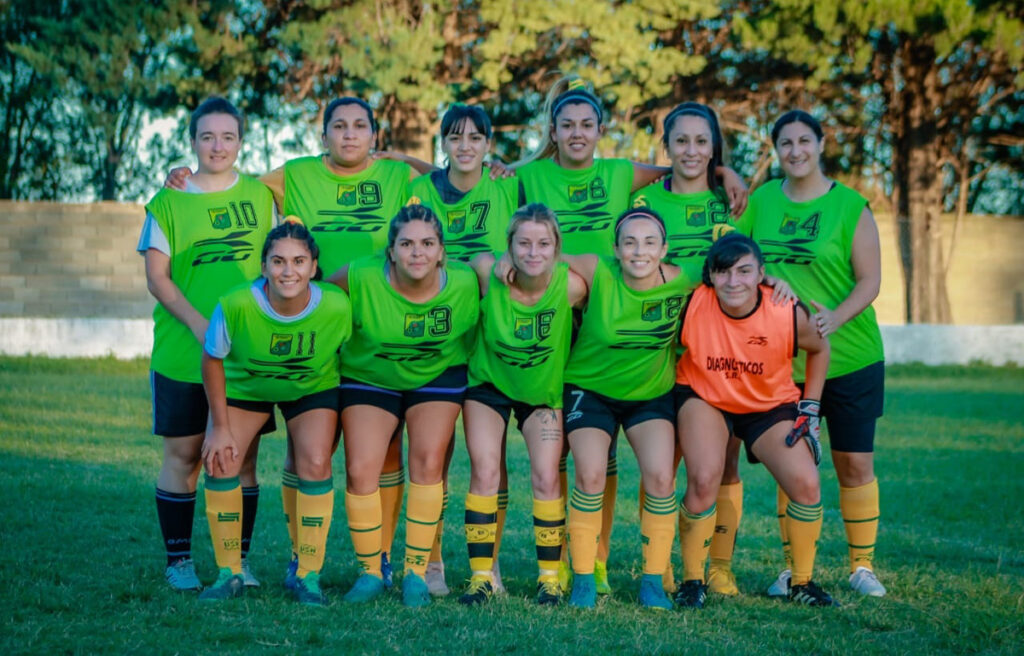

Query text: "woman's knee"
[531, 466, 561, 499]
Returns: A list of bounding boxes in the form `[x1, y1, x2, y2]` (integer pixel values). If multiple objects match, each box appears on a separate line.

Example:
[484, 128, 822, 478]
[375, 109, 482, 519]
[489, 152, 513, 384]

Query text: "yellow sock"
[680, 502, 716, 582]
[493, 488, 508, 563]
[709, 481, 743, 569]
[296, 477, 334, 578]
[533, 497, 565, 578]
[282, 471, 299, 557]
[641, 492, 677, 576]
[465, 492, 497, 575]
[429, 490, 448, 563]
[777, 486, 792, 569]
[379, 466, 404, 557]
[568, 487, 602, 575]
[559, 456, 569, 563]
[597, 458, 617, 563]
[786, 500, 823, 585]
[841, 478, 880, 572]
[345, 489, 382, 577]
[204, 475, 242, 574]
[404, 481, 443, 577]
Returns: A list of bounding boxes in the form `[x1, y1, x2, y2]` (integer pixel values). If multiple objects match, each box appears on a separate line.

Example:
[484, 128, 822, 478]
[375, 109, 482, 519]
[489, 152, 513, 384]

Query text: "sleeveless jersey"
[518, 158, 634, 257]
[342, 256, 479, 390]
[409, 171, 519, 262]
[217, 281, 353, 401]
[145, 176, 275, 383]
[468, 262, 572, 407]
[744, 180, 884, 381]
[282, 156, 411, 276]
[565, 257, 691, 400]
[630, 182, 736, 286]
[677, 285, 801, 414]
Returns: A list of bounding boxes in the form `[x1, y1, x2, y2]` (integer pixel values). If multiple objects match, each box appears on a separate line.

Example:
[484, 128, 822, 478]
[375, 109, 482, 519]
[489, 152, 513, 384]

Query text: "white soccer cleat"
[767, 568, 791, 597]
[491, 560, 507, 595]
[240, 558, 261, 587]
[425, 561, 450, 596]
[165, 558, 202, 591]
[849, 566, 887, 597]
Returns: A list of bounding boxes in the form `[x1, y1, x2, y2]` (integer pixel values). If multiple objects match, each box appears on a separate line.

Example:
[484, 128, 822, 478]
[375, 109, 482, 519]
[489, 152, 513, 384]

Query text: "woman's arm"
[560, 253, 599, 295]
[469, 252, 496, 297]
[144, 249, 208, 343]
[373, 151, 437, 178]
[258, 167, 286, 209]
[630, 162, 671, 191]
[715, 166, 749, 217]
[568, 269, 589, 308]
[796, 304, 830, 402]
[809, 206, 881, 338]
[325, 264, 352, 293]
[200, 352, 237, 477]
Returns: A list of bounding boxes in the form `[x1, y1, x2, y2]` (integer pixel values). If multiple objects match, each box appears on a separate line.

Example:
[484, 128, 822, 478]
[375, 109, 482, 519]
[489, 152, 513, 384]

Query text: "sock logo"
[301, 516, 324, 527]
[534, 528, 563, 546]
[299, 544, 317, 555]
[405, 554, 427, 568]
[221, 538, 240, 550]
[217, 512, 241, 522]
[466, 526, 493, 542]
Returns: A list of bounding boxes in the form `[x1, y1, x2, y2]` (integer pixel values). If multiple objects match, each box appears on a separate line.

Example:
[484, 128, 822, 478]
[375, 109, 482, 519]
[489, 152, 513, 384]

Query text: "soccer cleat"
[165, 558, 202, 591]
[284, 555, 299, 590]
[849, 566, 887, 597]
[293, 571, 327, 607]
[707, 564, 740, 596]
[767, 568, 791, 597]
[568, 573, 597, 609]
[458, 576, 494, 606]
[536, 577, 562, 606]
[343, 573, 386, 603]
[402, 571, 431, 608]
[673, 579, 708, 609]
[198, 568, 244, 601]
[594, 559, 611, 595]
[380, 552, 394, 588]
[638, 574, 673, 610]
[557, 560, 573, 593]
[491, 561, 506, 595]
[789, 580, 839, 607]
[240, 558, 261, 587]
[425, 561, 450, 596]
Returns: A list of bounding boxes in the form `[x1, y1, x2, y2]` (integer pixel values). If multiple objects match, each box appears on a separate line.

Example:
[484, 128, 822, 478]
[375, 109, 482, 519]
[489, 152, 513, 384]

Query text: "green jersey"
[409, 170, 520, 263]
[342, 256, 480, 390]
[468, 262, 572, 407]
[518, 158, 634, 257]
[631, 181, 736, 286]
[565, 257, 691, 400]
[214, 281, 352, 401]
[745, 180, 884, 380]
[282, 156, 411, 276]
[145, 176, 275, 383]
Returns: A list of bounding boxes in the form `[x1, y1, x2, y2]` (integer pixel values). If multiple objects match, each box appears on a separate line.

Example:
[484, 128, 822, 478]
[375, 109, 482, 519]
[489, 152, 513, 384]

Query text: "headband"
[551, 90, 603, 123]
[614, 211, 666, 241]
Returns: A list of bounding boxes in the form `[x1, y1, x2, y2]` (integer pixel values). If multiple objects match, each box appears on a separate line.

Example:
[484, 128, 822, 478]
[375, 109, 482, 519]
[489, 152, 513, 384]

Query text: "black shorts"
[798, 361, 884, 453]
[675, 384, 797, 463]
[152, 371, 276, 437]
[563, 384, 674, 438]
[340, 366, 467, 419]
[227, 388, 340, 422]
[465, 383, 549, 433]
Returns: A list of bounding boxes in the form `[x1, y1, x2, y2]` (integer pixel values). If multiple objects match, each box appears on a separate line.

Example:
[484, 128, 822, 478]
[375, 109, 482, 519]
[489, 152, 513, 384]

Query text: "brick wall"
[1, 200, 1022, 324]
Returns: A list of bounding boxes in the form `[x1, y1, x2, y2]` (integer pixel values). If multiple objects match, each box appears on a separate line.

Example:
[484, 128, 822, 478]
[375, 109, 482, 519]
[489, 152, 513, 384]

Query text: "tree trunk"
[380, 99, 435, 165]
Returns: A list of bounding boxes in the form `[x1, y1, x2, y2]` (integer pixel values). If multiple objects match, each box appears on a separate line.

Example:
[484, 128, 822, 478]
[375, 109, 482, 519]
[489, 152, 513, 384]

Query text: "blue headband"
[551, 91, 603, 123]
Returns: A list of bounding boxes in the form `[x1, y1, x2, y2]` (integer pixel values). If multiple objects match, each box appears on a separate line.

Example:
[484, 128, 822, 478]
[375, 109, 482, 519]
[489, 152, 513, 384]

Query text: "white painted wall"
[2, 319, 1022, 365]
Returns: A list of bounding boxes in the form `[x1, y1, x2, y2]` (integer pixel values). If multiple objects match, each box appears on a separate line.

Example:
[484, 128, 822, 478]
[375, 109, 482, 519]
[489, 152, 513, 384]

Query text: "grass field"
[1, 356, 1022, 655]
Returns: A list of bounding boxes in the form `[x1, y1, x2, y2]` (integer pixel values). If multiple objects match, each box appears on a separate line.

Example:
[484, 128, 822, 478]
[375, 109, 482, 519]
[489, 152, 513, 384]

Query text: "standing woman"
[459, 204, 588, 606]
[140, 97, 275, 591]
[563, 208, 691, 610]
[744, 110, 886, 598]
[199, 221, 352, 605]
[328, 205, 479, 608]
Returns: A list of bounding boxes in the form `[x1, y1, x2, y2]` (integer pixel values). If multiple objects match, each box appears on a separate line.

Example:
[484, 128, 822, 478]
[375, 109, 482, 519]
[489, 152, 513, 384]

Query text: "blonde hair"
[505, 203, 562, 284]
[515, 74, 603, 167]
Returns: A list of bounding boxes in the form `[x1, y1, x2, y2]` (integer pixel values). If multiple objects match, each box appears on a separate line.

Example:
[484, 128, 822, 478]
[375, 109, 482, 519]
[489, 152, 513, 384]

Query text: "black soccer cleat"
[788, 580, 839, 607]
[673, 579, 708, 609]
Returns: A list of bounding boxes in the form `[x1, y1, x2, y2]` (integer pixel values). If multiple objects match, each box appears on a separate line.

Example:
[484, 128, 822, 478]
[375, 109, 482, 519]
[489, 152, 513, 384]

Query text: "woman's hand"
[763, 275, 797, 305]
[810, 301, 841, 338]
[201, 425, 239, 477]
[486, 161, 515, 179]
[165, 167, 193, 190]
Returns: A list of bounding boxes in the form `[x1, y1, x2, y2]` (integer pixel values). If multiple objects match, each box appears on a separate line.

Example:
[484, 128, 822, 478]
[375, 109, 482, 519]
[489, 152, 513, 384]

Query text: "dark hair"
[441, 103, 492, 140]
[322, 97, 377, 135]
[189, 97, 244, 140]
[613, 207, 667, 246]
[387, 204, 445, 258]
[516, 75, 603, 166]
[261, 218, 321, 279]
[661, 102, 725, 194]
[771, 110, 824, 147]
[701, 232, 764, 286]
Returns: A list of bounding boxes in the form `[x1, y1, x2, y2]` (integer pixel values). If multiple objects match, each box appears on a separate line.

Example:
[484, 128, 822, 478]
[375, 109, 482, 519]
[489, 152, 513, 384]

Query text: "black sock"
[241, 485, 260, 558]
[155, 488, 196, 566]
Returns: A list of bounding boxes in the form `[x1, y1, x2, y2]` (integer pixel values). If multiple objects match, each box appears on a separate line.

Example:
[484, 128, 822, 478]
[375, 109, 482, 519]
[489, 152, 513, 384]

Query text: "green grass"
[1, 357, 1022, 655]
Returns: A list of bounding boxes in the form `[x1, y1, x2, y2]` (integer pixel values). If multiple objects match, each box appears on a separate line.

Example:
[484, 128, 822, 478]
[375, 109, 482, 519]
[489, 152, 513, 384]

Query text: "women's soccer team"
[140, 75, 888, 610]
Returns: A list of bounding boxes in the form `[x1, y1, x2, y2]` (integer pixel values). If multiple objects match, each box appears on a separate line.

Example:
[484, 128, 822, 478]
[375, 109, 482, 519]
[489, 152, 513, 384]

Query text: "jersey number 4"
[780, 212, 820, 238]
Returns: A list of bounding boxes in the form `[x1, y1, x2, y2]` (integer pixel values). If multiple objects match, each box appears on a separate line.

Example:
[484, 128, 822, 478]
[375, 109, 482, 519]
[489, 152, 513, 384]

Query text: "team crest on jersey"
[780, 212, 821, 238]
[641, 300, 663, 322]
[447, 210, 467, 234]
[269, 333, 293, 356]
[568, 184, 589, 203]
[514, 317, 534, 340]
[208, 207, 231, 229]
[404, 313, 426, 337]
[336, 184, 357, 206]
[685, 205, 707, 227]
